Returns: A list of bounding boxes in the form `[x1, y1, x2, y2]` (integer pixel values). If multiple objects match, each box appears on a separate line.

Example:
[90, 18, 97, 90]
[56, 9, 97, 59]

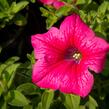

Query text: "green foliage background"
[0, 0, 109, 109]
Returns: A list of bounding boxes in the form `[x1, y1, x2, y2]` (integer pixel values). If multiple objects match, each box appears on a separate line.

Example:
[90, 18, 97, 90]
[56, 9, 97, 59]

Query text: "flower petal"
[34, 60, 94, 97]
[60, 14, 95, 46]
[31, 27, 67, 59]
[32, 56, 63, 83]
[40, 0, 57, 4]
[53, 1, 65, 9]
[32, 59, 49, 83]
[81, 37, 109, 73]
[60, 64, 94, 97]
[33, 60, 69, 90]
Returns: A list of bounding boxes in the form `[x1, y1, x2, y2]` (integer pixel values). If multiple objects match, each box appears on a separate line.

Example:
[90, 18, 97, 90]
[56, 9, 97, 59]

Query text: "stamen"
[65, 47, 82, 63]
[72, 53, 81, 60]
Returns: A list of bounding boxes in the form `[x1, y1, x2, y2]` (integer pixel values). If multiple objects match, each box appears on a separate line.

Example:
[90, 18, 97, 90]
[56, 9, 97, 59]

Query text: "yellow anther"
[72, 53, 81, 60]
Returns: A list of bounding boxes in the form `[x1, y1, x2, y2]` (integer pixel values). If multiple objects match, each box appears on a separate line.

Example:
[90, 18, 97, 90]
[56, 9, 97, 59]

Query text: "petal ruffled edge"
[81, 36, 109, 73]
[59, 65, 94, 97]
[33, 60, 94, 97]
[60, 13, 95, 42]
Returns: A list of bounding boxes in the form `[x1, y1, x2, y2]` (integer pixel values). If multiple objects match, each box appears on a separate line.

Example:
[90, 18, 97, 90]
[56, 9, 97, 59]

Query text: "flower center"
[72, 52, 81, 60]
[65, 47, 82, 63]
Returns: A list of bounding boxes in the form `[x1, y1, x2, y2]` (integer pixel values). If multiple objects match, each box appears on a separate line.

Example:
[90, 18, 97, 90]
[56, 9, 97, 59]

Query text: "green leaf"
[0, 85, 3, 96]
[106, 14, 109, 20]
[89, 96, 98, 107]
[79, 105, 85, 109]
[63, 94, 80, 109]
[0, 0, 9, 10]
[6, 90, 30, 107]
[0, 64, 7, 76]
[76, 0, 86, 5]
[46, 15, 57, 29]
[97, 1, 109, 16]
[16, 83, 37, 95]
[76, 0, 92, 5]
[3, 63, 20, 88]
[0, 12, 5, 19]
[86, 96, 98, 109]
[10, 1, 29, 14]
[30, 0, 36, 3]
[4, 56, 19, 65]
[40, 7, 50, 17]
[14, 14, 27, 26]
[0, 101, 7, 109]
[55, 5, 73, 18]
[41, 90, 54, 109]
[0, 79, 8, 96]
[40, 7, 58, 29]
[62, 0, 73, 3]
[37, 102, 43, 109]
[87, 0, 92, 4]
[0, 57, 20, 92]
[44, 5, 55, 12]
[27, 52, 35, 64]
[0, 1, 29, 29]
[23, 104, 33, 109]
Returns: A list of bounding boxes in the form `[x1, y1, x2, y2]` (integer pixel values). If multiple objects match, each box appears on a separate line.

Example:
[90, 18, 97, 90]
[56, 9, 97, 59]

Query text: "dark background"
[0, 2, 46, 62]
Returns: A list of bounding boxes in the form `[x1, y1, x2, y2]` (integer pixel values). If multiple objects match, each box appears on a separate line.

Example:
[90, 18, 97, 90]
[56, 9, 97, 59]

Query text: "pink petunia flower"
[40, 0, 65, 9]
[40, 0, 57, 5]
[53, 1, 65, 9]
[31, 14, 109, 97]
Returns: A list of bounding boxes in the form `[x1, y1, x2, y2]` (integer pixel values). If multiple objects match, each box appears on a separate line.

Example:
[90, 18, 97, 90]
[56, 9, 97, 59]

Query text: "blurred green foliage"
[0, 0, 109, 109]
[0, 0, 29, 28]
